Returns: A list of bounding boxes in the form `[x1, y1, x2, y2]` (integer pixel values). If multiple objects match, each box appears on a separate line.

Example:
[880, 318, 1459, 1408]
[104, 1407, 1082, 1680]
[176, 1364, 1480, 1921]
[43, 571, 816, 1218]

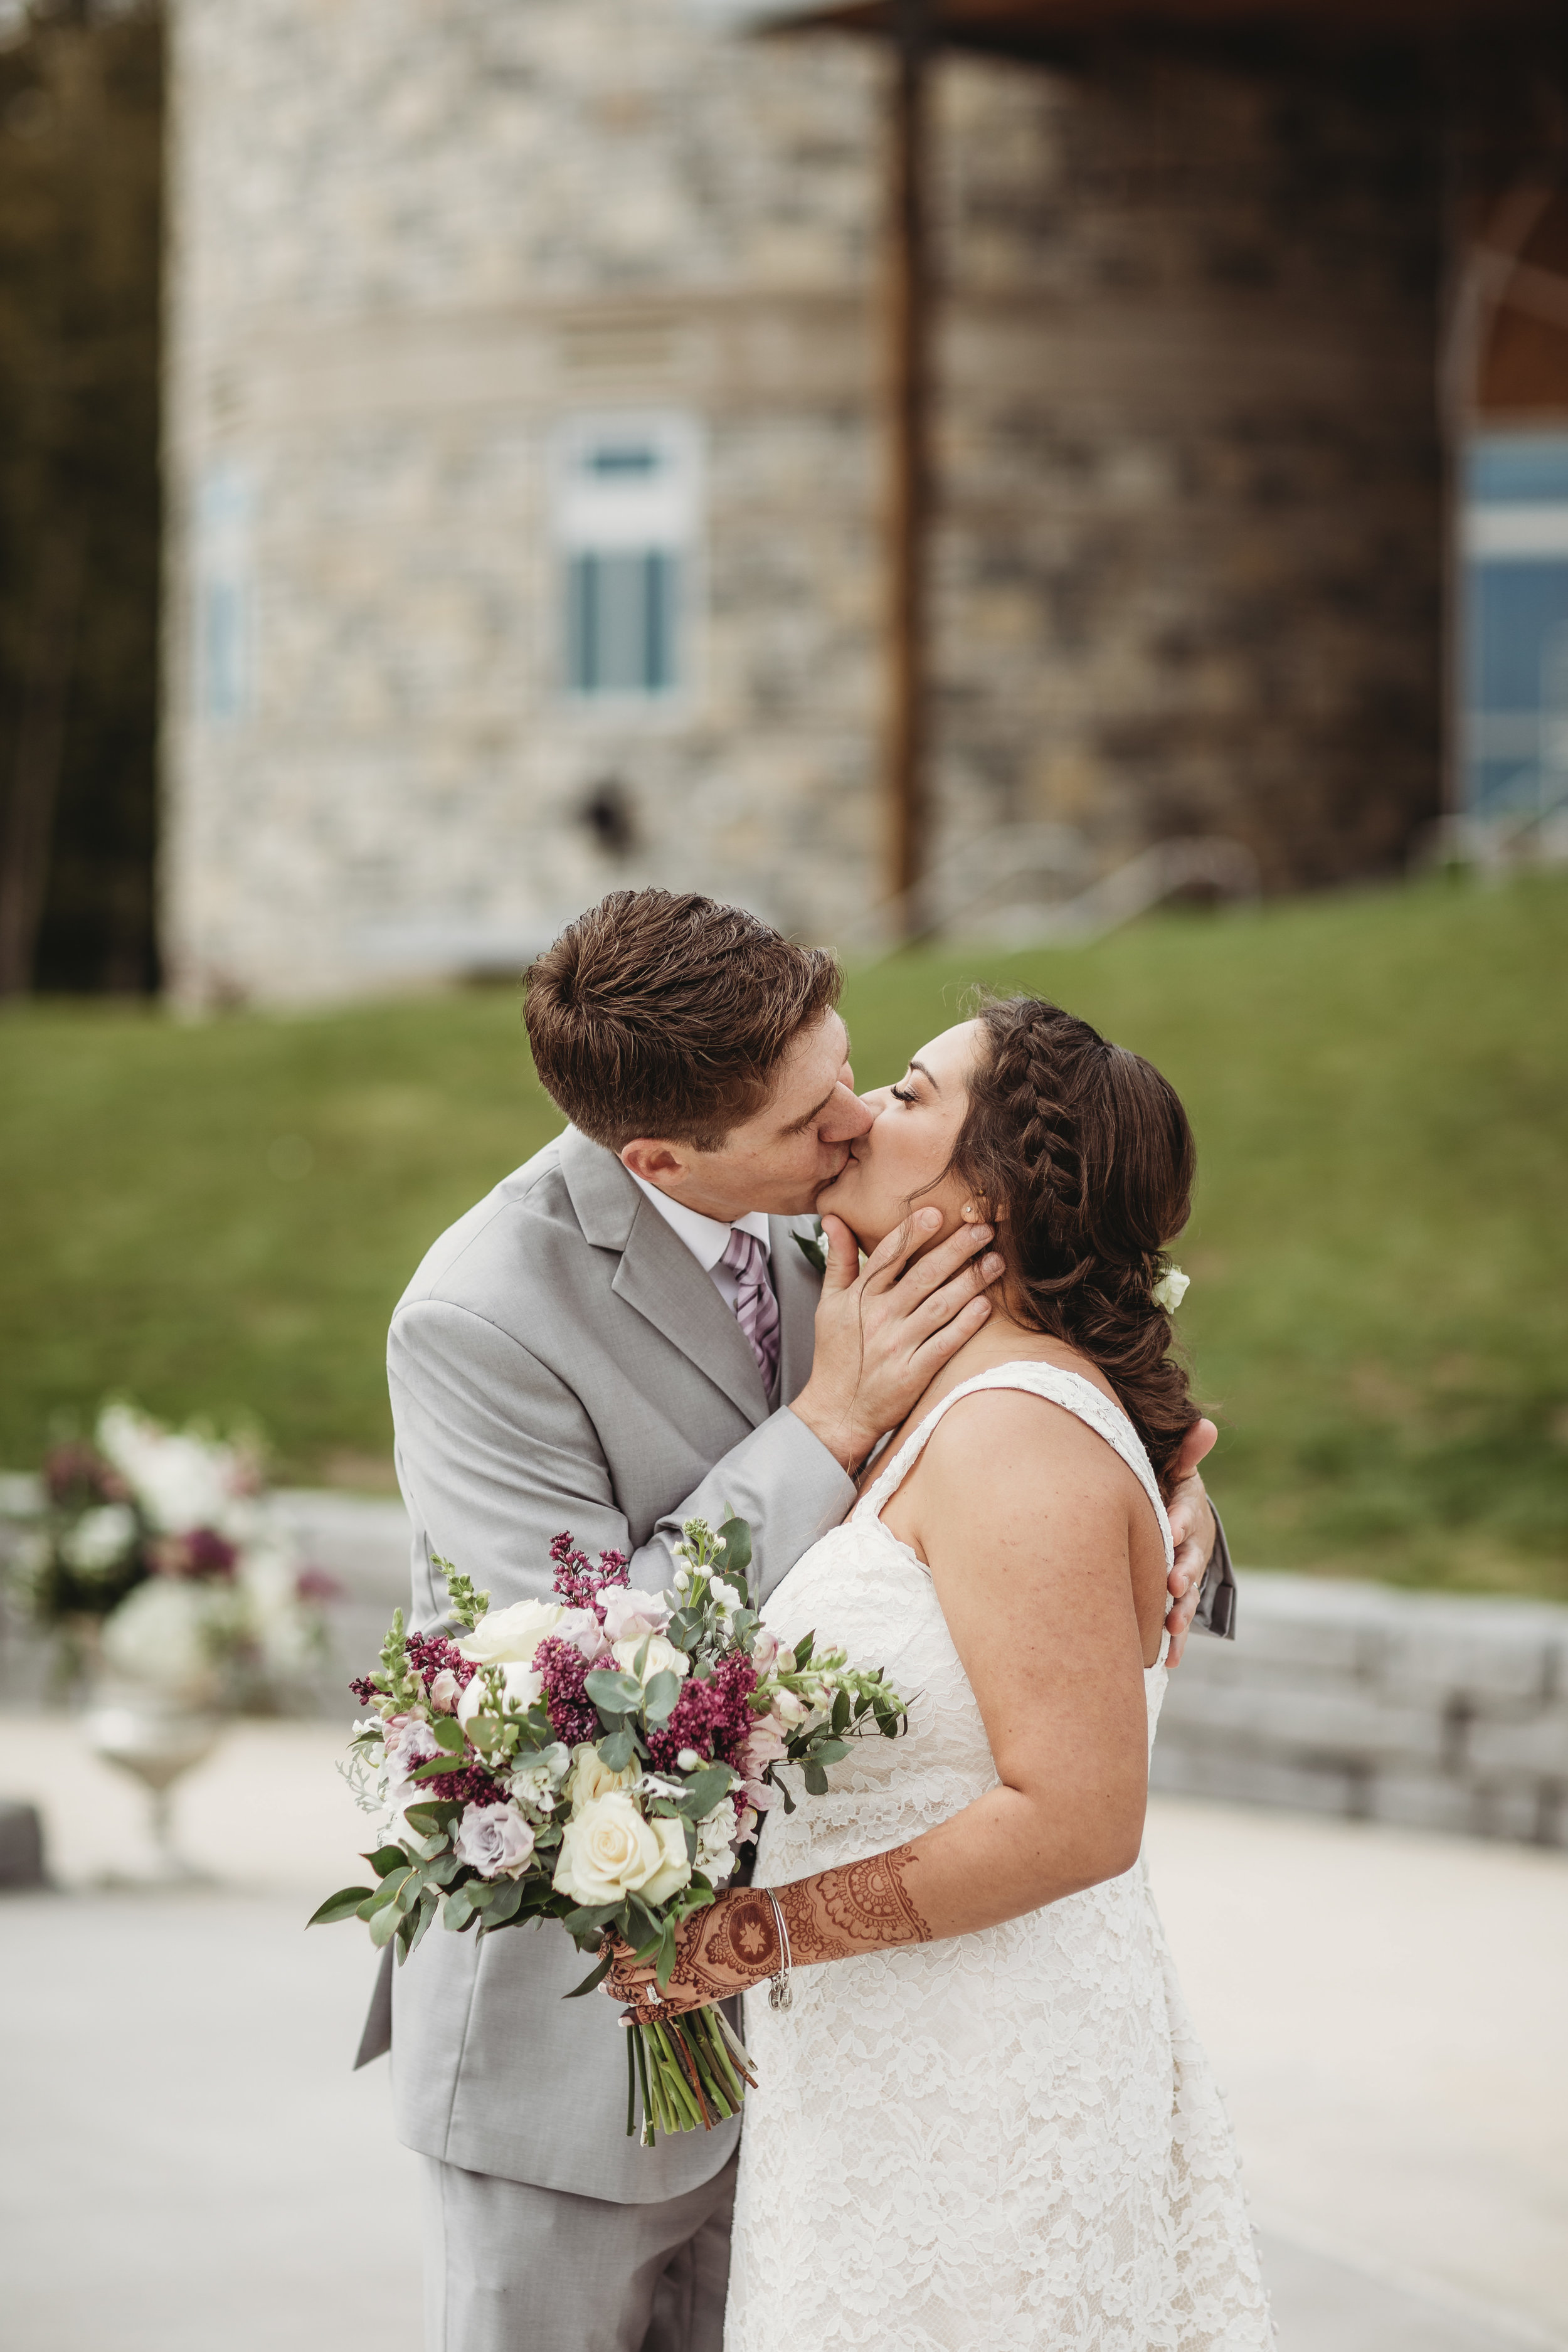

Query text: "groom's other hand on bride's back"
[789, 1206, 1002, 1474]
[1163, 1416, 1219, 1668]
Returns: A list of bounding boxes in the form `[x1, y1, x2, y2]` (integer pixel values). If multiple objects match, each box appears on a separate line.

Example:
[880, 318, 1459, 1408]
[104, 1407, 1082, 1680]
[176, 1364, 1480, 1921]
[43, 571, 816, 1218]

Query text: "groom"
[362, 888, 1233, 2352]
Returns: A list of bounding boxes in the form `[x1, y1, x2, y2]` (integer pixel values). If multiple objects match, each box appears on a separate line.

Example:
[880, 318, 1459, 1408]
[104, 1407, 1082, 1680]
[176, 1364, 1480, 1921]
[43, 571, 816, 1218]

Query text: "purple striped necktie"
[720, 1226, 780, 1394]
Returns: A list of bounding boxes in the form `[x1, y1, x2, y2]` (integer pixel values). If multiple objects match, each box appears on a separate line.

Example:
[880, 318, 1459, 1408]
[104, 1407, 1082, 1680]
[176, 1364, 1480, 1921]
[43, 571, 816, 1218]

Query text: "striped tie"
[720, 1226, 780, 1394]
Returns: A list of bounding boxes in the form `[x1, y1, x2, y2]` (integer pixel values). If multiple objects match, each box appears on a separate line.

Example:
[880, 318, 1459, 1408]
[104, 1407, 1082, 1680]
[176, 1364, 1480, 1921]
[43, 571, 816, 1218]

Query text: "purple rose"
[455, 1801, 536, 1880]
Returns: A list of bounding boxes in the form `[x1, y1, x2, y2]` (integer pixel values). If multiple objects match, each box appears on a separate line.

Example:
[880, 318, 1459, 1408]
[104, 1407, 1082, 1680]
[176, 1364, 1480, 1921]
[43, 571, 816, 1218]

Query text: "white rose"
[1152, 1266, 1190, 1313]
[553, 1791, 691, 1907]
[566, 1742, 640, 1806]
[458, 1660, 541, 1728]
[611, 1634, 690, 1685]
[599, 1586, 672, 1645]
[61, 1503, 139, 1577]
[456, 1598, 564, 1668]
[453, 1801, 536, 1880]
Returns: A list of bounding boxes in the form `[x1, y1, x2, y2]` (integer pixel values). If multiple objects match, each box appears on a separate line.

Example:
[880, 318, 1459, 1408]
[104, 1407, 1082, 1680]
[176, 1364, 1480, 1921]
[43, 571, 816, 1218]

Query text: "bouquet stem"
[626, 2006, 758, 2144]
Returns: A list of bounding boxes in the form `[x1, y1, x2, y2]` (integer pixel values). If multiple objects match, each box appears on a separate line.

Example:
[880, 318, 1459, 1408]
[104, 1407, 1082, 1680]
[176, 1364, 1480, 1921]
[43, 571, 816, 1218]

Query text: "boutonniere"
[794, 1217, 828, 1276]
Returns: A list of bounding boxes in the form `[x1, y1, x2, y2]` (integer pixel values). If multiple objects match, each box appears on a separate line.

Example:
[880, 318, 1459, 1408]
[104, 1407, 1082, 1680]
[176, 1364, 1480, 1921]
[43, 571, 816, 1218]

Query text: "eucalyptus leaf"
[598, 1729, 636, 1771]
[679, 1763, 734, 1818]
[307, 1885, 374, 1927]
[430, 1717, 467, 1754]
[810, 1737, 850, 1767]
[831, 1689, 851, 1735]
[442, 1888, 475, 1930]
[717, 1516, 752, 1576]
[405, 1892, 439, 1962]
[563, 1902, 623, 1937]
[585, 1668, 644, 1714]
[802, 1761, 828, 1796]
[480, 1882, 525, 1930]
[642, 1670, 682, 1726]
[368, 1900, 404, 1949]
[403, 1800, 464, 1834]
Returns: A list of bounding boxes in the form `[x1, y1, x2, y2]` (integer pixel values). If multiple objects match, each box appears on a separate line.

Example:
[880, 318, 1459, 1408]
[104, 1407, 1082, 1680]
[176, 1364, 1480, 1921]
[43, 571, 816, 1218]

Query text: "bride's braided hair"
[950, 995, 1201, 1483]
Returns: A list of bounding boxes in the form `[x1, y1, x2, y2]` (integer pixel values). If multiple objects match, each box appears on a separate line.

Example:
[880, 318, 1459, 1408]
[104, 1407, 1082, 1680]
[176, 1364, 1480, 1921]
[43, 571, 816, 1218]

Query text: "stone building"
[162, 0, 1534, 1005]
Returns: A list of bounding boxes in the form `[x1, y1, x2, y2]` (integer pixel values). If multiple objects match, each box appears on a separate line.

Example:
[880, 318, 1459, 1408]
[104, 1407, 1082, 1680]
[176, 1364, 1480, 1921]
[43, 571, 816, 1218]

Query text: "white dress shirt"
[627, 1172, 772, 1313]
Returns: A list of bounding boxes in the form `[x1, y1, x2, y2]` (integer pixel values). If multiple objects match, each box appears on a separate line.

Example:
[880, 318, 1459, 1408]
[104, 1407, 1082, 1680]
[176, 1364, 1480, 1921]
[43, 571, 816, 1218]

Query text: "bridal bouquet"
[310, 1516, 909, 2144]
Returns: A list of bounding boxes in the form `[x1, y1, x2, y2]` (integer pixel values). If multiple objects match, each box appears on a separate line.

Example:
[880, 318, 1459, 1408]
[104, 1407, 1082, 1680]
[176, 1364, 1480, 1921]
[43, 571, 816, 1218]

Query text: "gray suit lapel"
[558, 1127, 770, 1429]
[770, 1216, 822, 1406]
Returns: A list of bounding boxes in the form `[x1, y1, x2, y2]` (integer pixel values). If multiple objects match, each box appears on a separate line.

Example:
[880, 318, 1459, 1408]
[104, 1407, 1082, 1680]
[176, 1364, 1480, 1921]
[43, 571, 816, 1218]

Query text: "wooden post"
[885, 0, 931, 931]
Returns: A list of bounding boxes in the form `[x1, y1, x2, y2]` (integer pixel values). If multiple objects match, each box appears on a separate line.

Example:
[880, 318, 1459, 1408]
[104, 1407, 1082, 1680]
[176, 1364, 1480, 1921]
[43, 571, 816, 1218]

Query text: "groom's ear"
[620, 1138, 687, 1185]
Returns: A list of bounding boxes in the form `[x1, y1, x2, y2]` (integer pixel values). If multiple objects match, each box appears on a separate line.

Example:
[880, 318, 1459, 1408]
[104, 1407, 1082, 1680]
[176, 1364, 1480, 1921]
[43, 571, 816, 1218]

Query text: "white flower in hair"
[1152, 1266, 1190, 1313]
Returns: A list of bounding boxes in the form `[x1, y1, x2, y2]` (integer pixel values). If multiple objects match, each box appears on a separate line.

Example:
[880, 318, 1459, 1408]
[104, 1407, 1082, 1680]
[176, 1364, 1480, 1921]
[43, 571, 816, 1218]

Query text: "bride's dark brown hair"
[949, 995, 1201, 1484]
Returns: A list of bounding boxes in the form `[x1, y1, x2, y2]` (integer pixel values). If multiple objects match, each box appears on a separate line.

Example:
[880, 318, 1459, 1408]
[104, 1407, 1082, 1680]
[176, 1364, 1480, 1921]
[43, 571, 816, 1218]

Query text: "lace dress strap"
[856, 1359, 1173, 1570]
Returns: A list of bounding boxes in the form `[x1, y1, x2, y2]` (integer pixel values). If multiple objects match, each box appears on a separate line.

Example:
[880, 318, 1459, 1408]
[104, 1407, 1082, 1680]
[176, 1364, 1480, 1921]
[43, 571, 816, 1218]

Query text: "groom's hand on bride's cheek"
[1163, 1418, 1218, 1669]
[789, 1208, 1004, 1474]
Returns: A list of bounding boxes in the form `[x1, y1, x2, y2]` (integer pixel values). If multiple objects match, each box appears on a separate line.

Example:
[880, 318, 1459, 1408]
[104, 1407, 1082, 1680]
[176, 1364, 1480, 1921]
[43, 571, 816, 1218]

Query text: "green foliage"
[3, 874, 1565, 1594]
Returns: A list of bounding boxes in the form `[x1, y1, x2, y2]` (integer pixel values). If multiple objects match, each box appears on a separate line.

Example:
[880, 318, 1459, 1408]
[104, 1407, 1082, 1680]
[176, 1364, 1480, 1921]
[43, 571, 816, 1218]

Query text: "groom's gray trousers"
[421, 2151, 737, 2352]
[363, 1129, 1239, 2352]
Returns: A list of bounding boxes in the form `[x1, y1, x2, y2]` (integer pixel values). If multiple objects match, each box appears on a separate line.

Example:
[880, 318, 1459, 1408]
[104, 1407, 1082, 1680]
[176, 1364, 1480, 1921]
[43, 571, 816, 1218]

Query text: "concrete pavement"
[1, 1712, 1564, 2349]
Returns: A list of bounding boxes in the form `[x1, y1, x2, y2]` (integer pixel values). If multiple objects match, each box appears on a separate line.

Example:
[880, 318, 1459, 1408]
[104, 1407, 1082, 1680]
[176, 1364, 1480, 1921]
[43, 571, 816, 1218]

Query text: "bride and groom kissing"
[359, 886, 1271, 2350]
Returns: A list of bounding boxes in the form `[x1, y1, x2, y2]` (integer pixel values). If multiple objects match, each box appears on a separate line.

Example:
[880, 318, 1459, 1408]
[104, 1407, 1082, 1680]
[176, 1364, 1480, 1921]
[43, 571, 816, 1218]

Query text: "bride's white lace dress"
[724, 1362, 1273, 2351]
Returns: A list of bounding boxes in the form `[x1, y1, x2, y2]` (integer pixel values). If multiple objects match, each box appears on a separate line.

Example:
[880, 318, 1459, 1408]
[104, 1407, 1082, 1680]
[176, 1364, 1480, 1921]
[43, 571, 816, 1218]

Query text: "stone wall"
[1155, 1572, 1568, 1849]
[163, 2, 1445, 1004]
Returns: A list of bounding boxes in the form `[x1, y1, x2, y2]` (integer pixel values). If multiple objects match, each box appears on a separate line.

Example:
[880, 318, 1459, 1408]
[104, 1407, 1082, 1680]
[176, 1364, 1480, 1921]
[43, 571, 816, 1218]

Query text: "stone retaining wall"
[1153, 1572, 1568, 1850]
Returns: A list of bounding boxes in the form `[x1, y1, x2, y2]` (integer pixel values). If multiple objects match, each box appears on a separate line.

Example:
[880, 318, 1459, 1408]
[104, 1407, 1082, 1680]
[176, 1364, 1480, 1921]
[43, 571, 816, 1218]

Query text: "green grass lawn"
[3, 871, 1565, 1597]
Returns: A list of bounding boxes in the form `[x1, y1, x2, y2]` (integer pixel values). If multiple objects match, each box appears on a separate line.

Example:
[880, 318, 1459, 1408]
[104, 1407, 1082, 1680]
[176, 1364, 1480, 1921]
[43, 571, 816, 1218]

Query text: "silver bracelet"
[765, 1887, 793, 2012]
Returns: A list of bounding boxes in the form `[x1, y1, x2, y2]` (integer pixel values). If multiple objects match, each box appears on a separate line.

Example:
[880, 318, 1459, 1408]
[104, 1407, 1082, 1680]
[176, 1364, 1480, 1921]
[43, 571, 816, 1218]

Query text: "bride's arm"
[607, 1392, 1155, 2013]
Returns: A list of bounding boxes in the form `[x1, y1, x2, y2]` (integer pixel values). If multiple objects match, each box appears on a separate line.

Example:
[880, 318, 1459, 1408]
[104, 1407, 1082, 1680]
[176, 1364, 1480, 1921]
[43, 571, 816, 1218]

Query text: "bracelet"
[764, 1887, 793, 2013]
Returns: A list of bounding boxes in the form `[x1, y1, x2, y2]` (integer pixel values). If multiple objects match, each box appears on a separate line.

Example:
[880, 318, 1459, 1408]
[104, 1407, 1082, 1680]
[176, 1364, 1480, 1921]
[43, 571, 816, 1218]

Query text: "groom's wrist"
[787, 1388, 869, 1478]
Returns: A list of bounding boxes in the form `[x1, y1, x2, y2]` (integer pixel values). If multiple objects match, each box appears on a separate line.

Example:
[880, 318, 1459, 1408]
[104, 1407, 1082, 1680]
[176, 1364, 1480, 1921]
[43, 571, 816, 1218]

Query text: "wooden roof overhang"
[748, 0, 1568, 66]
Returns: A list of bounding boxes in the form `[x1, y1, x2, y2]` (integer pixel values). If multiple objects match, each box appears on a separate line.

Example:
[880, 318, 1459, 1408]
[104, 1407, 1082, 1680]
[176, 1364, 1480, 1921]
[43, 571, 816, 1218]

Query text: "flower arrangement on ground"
[310, 1515, 910, 2144]
[13, 1402, 336, 1707]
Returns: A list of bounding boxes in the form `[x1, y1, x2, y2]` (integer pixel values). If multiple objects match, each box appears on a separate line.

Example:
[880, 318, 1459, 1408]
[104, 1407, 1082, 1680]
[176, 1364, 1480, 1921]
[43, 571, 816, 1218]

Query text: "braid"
[951, 997, 1201, 1483]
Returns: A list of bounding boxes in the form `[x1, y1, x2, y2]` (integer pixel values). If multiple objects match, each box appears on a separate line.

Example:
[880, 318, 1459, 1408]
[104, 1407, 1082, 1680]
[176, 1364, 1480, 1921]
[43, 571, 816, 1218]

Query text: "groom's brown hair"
[525, 889, 840, 1150]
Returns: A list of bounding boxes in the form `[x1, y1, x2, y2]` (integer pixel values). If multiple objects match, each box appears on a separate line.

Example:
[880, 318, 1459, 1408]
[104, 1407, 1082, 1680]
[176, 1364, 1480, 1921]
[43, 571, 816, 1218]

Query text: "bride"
[607, 994, 1273, 2350]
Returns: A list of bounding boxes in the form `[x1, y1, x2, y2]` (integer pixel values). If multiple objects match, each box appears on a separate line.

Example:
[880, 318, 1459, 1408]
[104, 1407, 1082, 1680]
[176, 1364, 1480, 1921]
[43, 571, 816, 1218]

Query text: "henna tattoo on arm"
[780, 1843, 932, 1965]
[603, 1849, 931, 2011]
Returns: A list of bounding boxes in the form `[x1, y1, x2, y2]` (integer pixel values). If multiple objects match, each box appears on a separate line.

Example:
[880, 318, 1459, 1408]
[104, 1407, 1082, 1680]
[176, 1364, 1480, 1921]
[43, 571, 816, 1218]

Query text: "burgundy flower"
[295, 1566, 342, 1604]
[44, 1441, 129, 1509]
[404, 1630, 477, 1693]
[151, 1527, 238, 1581]
[647, 1653, 758, 1775]
[534, 1633, 598, 1748]
[549, 1531, 630, 1615]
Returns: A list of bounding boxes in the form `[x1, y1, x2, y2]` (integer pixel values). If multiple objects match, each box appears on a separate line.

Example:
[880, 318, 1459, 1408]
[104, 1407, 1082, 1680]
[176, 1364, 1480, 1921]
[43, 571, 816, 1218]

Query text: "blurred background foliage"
[3, 870, 1564, 1597]
[0, 0, 161, 999]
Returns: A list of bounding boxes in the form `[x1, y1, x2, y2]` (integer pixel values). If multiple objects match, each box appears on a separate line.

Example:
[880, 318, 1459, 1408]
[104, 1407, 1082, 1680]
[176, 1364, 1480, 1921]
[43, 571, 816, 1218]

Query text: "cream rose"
[566, 1742, 640, 1807]
[611, 1634, 691, 1686]
[456, 1597, 564, 1668]
[458, 1660, 543, 1728]
[553, 1791, 691, 1907]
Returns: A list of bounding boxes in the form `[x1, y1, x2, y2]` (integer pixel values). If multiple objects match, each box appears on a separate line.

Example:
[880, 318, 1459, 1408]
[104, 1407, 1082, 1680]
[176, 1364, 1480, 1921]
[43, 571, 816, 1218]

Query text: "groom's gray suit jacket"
[361, 1123, 1239, 2209]
[368, 1125, 856, 2206]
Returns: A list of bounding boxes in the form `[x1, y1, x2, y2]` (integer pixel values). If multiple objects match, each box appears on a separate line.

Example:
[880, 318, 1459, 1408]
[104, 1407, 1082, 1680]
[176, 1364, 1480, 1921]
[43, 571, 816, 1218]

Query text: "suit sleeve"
[388, 1298, 854, 1628]
[1193, 1510, 1238, 1640]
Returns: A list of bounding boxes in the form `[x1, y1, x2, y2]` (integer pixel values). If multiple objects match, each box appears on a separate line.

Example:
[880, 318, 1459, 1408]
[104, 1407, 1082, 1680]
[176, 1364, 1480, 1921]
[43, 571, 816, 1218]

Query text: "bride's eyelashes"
[889, 1083, 916, 1106]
